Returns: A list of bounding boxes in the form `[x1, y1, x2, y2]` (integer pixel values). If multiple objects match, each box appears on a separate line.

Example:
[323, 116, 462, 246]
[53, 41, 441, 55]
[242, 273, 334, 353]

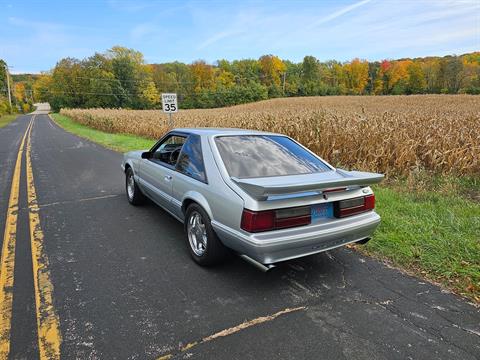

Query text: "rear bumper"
[212, 211, 380, 264]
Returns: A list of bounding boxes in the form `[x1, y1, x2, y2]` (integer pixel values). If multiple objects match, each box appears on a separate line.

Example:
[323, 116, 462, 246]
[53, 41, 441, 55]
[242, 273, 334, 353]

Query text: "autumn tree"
[344, 58, 369, 94]
[259, 55, 286, 96]
[407, 62, 426, 94]
[461, 54, 480, 93]
[190, 60, 215, 92]
[14, 82, 26, 103]
[32, 74, 53, 102]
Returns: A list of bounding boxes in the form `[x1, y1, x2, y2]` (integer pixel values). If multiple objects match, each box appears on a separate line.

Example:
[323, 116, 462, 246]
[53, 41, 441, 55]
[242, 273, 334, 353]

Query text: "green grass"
[0, 114, 18, 129]
[53, 112, 480, 302]
[51, 113, 156, 152]
[363, 185, 480, 301]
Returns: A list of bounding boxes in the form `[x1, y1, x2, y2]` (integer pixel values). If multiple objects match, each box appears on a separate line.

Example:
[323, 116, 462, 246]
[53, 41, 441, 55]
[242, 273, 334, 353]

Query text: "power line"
[33, 89, 138, 97]
[34, 73, 270, 85]
[57, 75, 196, 85]
[28, 86, 264, 100]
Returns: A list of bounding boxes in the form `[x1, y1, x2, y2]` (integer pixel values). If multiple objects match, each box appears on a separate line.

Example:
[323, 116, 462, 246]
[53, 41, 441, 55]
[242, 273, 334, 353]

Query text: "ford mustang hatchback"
[122, 128, 383, 270]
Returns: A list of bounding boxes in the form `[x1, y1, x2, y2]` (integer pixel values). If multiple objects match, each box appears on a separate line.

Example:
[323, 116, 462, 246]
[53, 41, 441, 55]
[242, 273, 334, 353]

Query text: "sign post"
[161, 93, 178, 128]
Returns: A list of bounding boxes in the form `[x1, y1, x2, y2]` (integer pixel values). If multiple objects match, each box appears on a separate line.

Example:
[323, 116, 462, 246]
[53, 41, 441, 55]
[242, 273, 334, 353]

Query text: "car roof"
[172, 127, 281, 137]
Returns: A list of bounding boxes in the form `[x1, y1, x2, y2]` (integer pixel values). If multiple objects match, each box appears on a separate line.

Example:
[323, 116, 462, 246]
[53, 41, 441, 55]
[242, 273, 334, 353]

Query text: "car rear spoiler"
[231, 169, 384, 200]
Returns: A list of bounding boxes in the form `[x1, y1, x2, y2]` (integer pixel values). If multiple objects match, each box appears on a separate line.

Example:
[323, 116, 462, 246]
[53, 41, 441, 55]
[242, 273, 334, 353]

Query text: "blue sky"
[1, 0, 479, 73]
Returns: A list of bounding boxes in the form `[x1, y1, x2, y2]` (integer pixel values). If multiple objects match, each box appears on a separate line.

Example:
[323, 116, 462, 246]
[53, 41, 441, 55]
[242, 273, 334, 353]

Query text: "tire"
[125, 167, 145, 205]
[185, 203, 228, 266]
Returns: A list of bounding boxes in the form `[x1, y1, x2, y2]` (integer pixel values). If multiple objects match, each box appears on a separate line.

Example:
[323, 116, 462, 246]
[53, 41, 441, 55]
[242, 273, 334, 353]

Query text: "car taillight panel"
[241, 194, 375, 232]
[334, 194, 375, 218]
[241, 206, 311, 233]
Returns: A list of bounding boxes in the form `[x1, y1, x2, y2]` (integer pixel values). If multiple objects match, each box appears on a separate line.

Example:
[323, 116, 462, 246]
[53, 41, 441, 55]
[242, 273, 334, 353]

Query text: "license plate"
[311, 203, 333, 222]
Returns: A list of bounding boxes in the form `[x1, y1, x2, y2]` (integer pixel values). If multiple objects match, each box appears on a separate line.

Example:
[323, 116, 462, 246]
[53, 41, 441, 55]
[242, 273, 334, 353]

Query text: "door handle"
[164, 175, 172, 181]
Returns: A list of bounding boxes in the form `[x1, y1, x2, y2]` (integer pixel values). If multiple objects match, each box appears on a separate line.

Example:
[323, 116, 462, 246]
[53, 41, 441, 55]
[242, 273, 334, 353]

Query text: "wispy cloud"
[106, 0, 157, 13]
[195, 1, 376, 53]
[1, 16, 106, 72]
[198, 29, 246, 50]
[8, 16, 64, 30]
[130, 23, 157, 41]
[1, 0, 477, 72]
[308, 0, 373, 28]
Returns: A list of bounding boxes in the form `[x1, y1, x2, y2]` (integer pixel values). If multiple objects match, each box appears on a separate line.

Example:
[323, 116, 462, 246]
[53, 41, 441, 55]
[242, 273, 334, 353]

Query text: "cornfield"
[60, 95, 480, 176]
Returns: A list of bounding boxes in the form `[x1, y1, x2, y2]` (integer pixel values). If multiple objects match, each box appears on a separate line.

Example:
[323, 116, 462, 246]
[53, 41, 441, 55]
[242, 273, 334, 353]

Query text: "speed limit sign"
[162, 93, 178, 113]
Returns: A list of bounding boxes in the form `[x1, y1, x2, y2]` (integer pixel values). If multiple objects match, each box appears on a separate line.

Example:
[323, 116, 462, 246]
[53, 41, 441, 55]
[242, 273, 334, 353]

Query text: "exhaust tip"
[356, 237, 371, 245]
[240, 254, 276, 272]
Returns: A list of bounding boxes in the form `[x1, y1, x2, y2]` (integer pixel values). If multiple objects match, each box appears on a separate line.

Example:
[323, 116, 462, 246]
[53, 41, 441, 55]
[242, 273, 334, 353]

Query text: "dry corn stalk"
[60, 95, 480, 177]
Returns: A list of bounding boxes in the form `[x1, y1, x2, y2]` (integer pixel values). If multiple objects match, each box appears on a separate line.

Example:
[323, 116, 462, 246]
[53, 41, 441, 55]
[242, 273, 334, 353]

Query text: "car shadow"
[142, 198, 349, 297]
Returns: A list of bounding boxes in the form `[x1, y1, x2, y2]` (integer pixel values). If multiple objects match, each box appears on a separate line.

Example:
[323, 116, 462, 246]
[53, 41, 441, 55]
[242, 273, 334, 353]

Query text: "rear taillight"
[334, 194, 375, 218]
[241, 206, 311, 233]
[364, 194, 375, 210]
[241, 210, 275, 232]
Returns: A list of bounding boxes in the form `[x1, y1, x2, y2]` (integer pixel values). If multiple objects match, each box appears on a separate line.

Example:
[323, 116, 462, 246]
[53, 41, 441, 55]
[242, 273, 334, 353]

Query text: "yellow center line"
[0, 115, 35, 358]
[26, 115, 62, 359]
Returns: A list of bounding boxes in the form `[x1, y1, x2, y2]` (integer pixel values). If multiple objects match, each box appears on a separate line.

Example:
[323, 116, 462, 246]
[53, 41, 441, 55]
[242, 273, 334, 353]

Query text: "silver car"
[122, 128, 383, 270]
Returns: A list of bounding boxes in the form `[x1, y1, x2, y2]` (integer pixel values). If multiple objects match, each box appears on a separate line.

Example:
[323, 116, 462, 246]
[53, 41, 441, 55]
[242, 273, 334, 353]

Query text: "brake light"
[364, 194, 375, 210]
[241, 206, 311, 233]
[241, 209, 275, 232]
[335, 194, 375, 218]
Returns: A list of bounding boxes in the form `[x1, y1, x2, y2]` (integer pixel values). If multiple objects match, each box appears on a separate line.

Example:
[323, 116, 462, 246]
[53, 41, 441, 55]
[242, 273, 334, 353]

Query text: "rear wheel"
[185, 203, 228, 266]
[126, 167, 145, 205]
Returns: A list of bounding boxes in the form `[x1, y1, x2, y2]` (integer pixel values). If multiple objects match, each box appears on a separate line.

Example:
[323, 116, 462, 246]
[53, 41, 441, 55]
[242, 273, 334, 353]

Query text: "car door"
[139, 134, 186, 213]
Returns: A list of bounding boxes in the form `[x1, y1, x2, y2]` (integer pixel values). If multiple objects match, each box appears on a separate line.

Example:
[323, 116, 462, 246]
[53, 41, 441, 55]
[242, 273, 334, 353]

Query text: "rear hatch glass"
[215, 135, 331, 179]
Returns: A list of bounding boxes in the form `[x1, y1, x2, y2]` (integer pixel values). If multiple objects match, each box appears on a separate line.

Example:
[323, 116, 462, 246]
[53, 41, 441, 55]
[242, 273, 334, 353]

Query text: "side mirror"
[141, 151, 152, 159]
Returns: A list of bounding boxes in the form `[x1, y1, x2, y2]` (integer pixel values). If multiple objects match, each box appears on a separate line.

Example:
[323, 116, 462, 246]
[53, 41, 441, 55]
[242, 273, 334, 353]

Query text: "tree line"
[0, 61, 36, 115]
[3, 47, 480, 112]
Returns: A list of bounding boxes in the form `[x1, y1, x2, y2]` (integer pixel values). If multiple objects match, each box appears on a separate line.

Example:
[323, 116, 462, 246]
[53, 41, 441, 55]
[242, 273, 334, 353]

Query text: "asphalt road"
[0, 113, 479, 360]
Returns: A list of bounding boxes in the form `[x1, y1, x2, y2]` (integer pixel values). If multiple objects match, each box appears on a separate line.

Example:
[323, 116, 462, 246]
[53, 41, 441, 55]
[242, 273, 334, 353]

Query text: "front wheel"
[126, 167, 145, 205]
[185, 204, 228, 266]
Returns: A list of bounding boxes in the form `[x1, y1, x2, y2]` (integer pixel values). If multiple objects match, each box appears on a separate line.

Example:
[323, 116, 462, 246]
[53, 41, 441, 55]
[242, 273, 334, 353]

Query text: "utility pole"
[4, 64, 12, 108]
[282, 72, 286, 94]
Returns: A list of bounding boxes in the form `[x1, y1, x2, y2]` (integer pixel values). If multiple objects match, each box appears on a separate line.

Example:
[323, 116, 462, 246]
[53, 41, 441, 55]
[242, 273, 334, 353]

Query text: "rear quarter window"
[175, 135, 207, 183]
[215, 135, 331, 178]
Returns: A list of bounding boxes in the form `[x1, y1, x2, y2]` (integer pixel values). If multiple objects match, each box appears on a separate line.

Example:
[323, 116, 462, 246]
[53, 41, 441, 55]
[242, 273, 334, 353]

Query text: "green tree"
[107, 46, 154, 108]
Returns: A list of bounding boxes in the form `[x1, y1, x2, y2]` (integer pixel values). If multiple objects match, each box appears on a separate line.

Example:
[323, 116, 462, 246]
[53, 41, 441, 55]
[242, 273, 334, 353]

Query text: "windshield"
[215, 135, 331, 178]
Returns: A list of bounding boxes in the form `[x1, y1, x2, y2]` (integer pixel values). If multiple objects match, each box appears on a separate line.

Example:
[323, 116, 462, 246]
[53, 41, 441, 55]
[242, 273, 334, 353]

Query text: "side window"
[152, 135, 186, 166]
[175, 135, 207, 183]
